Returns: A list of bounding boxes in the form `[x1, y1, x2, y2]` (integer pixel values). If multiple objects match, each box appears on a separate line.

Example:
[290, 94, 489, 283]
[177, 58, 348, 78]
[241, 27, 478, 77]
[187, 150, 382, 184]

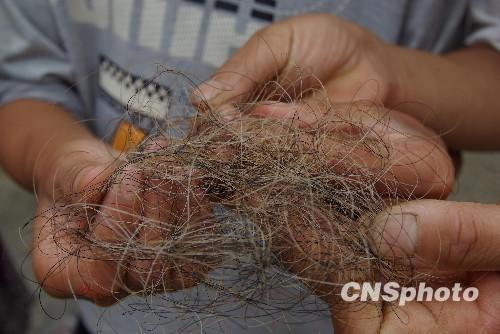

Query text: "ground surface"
[1, 151, 499, 333]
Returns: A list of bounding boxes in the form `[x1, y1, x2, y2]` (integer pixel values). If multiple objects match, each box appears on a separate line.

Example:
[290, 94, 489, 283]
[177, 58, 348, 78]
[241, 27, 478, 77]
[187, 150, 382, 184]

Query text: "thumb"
[32, 142, 125, 305]
[370, 199, 500, 271]
[49, 141, 119, 204]
[191, 22, 292, 108]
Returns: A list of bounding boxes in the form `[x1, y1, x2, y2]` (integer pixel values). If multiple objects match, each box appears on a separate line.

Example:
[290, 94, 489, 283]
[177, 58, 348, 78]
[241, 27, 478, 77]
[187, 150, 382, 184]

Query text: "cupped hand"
[192, 13, 453, 199]
[192, 13, 401, 111]
[32, 139, 214, 305]
[186, 13, 491, 333]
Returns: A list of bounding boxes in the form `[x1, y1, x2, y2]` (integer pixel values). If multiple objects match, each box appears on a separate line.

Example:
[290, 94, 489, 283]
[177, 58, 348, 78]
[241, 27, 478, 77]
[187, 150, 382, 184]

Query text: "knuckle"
[445, 205, 479, 267]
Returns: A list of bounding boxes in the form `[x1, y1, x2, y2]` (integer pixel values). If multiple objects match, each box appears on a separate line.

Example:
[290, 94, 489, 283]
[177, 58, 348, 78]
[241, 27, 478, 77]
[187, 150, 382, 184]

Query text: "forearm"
[390, 45, 500, 150]
[0, 99, 99, 190]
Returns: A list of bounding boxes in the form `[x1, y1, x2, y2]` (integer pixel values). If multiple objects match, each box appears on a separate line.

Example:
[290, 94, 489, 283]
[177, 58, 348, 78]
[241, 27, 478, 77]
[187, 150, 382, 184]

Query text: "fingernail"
[218, 104, 238, 122]
[369, 211, 417, 259]
[191, 80, 232, 105]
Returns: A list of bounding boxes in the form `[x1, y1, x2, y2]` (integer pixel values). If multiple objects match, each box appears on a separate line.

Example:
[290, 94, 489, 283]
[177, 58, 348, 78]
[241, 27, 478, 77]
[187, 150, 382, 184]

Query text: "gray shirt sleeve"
[466, 0, 500, 50]
[0, 0, 83, 117]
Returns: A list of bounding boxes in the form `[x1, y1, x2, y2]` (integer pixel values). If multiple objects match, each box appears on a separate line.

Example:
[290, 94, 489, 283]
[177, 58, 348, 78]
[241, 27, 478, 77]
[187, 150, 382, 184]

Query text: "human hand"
[192, 13, 401, 113]
[332, 200, 500, 333]
[192, 13, 500, 151]
[192, 13, 453, 199]
[188, 14, 478, 330]
[32, 138, 214, 306]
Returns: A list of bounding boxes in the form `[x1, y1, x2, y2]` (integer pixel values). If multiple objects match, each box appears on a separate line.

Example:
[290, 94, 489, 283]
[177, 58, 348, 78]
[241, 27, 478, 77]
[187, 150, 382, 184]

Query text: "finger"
[191, 21, 293, 108]
[89, 136, 167, 244]
[370, 200, 500, 271]
[33, 153, 127, 305]
[271, 207, 384, 334]
[333, 272, 500, 333]
[90, 164, 144, 244]
[126, 173, 214, 292]
[122, 138, 215, 292]
[250, 101, 454, 199]
[379, 299, 476, 333]
[41, 140, 119, 204]
[332, 302, 382, 334]
[249, 98, 328, 127]
[191, 14, 383, 110]
[32, 198, 127, 306]
[381, 272, 500, 333]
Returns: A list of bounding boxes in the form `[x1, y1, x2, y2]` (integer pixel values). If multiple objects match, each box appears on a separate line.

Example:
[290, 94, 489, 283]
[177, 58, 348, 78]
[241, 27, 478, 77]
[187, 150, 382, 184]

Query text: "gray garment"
[1, 0, 500, 333]
[1, 0, 500, 139]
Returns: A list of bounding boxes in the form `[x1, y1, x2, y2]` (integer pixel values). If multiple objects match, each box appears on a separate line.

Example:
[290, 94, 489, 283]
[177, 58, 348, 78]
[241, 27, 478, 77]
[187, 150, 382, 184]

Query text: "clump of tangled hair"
[33, 67, 450, 330]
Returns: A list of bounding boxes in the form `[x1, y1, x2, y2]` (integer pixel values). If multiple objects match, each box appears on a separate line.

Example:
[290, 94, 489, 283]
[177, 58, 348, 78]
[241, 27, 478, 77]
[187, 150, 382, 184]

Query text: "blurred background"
[1, 151, 499, 333]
